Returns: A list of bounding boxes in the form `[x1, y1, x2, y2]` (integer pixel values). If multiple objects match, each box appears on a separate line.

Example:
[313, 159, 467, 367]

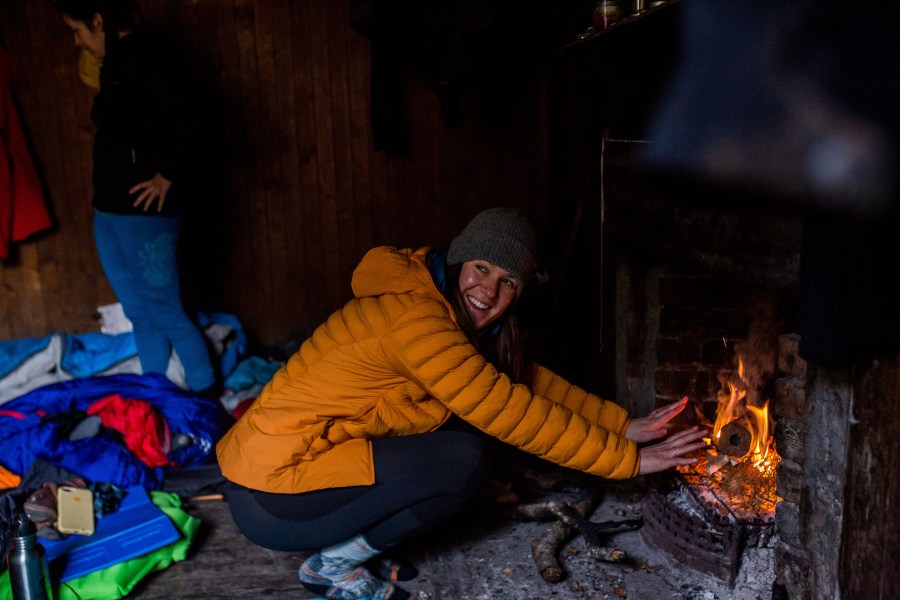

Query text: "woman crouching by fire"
[216, 207, 708, 600]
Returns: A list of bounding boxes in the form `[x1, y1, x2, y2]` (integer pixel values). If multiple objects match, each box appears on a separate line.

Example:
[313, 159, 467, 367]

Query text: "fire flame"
[675, 346, 782, 519]
[712, 356, 747, 439]
[712, 356, 775, 472]
[747, 403, 771, 462]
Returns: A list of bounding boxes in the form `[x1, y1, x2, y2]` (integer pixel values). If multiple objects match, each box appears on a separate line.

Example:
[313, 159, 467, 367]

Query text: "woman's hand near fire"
[637, 425, 709, 474]
[625, 396, 709, 474]
[625, 395, 689, 443]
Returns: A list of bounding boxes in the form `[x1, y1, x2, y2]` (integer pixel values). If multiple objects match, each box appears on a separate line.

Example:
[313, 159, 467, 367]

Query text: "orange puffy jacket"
[216, 247, 639, 493]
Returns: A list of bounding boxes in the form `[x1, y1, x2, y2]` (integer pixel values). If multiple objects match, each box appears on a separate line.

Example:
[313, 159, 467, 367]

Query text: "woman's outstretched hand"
[625, 396, 689, 443]
[637, 425, 709, 474]
[624, 396, 710, 474]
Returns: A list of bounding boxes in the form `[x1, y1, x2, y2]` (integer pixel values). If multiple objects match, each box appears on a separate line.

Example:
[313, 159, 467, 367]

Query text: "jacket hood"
[351, 246, 439, 299]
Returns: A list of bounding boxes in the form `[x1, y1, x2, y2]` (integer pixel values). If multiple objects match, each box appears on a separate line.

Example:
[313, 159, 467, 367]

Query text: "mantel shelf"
[556, 0, 681, 55]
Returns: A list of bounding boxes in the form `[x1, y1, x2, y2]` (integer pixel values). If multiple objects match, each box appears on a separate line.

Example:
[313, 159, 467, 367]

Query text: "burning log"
[714, 421, 752, 458]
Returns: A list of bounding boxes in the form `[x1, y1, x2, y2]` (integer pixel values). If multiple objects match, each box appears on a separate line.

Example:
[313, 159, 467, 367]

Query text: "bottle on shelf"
[593, 0, 621, 29]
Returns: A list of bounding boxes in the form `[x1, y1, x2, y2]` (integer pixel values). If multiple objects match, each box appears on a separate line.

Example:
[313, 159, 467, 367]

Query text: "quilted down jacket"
[216, 246, 639, 493]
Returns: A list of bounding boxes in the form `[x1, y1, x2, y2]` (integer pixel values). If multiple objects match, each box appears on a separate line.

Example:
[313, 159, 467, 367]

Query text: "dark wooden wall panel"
[286, 1, 325, 328]
[840, 349, 900, 599]
[1, 0, 115, 340]
[0, 0, 550, 347]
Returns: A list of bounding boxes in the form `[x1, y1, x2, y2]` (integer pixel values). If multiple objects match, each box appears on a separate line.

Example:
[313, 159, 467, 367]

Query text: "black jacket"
[91, 30, 199, 215]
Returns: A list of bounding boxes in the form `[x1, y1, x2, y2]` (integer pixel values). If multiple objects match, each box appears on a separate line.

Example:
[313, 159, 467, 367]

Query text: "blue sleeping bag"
[0, 373, 233, 490]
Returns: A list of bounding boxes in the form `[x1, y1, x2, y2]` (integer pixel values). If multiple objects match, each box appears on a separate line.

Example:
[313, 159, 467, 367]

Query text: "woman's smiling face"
[458, 260, 519, 331]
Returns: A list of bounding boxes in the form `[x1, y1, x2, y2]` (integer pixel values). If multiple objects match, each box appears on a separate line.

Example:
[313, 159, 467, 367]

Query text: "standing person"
[216, 207, 709, 600]
[53, 0, 216, 394]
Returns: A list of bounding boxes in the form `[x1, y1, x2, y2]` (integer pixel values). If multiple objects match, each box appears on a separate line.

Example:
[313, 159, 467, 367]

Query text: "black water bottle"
[6, 511, 53, 600]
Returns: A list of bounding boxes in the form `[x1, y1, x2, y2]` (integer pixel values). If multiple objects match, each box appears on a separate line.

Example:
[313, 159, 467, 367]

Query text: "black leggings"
[224, 429, 491, 552]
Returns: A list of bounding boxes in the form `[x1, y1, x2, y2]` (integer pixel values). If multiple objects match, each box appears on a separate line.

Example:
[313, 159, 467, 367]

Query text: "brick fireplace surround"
[623, 268, 850, 600]
[593, 141, 898, 599]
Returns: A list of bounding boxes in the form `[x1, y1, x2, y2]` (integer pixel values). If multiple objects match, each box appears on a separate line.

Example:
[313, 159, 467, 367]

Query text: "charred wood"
[507, 485, 639, 582]
[715, 421, 752, 458]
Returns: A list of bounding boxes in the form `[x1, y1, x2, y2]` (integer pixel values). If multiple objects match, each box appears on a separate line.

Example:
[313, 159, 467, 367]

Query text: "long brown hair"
[444, 262, 533, 385]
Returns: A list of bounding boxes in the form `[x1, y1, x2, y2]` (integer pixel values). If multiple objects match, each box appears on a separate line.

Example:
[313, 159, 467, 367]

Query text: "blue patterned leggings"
[93, 210, 214, 391]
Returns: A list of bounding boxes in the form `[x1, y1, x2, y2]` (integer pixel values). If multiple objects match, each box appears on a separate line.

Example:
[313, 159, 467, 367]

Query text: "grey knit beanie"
[447, 207, 537, 285]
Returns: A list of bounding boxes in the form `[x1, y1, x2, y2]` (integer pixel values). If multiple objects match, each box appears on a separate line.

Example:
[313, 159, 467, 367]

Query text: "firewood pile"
[493, 458, 643, 583]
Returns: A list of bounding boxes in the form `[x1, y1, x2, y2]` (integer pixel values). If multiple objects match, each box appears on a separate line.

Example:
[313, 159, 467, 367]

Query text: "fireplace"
[624, 268, 793, 594]
[545, 0, 898, 588]
[595, 138, 865, 599]
[637, 325, 794, 590]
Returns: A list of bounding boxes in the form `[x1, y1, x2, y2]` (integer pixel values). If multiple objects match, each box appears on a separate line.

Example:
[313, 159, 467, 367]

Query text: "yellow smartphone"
[56, 486, 95, 536]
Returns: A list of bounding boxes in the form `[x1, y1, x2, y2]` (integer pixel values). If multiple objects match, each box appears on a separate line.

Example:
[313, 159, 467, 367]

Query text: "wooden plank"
[9, 0, 97, 336]
[11, 244, 48, 335]
[285, 0, 325, 332]
[232, 0, 276, 342]
[1, 1, 40, 338]
[37, 0, 107, 334]
[129, 499, 308, 599]
[409, 76, 445, 249]
[254, 0, 294, 337]
[205, 0, 251, 318]
[0, 0, 12, 338]
[346, 21, 375, 267]
[840, 349, 900, 599]
[321, 1, 358, 300]
[0, 0, 552, 347]
[308, 2, 343, 314]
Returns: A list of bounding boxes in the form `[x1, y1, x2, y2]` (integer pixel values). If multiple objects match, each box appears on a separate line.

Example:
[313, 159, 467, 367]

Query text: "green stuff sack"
[1, 491, 201, 600]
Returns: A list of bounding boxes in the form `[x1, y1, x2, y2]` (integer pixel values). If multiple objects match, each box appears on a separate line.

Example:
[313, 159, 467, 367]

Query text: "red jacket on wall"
[0, 46, 51, 259]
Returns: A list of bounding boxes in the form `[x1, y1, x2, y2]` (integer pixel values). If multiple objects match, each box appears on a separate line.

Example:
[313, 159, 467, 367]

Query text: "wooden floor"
[129, 496, 309, 598]
[123, 478, 770, 600]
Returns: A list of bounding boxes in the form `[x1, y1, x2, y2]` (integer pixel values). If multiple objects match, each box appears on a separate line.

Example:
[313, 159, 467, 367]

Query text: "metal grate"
[639, 473, 774, 586]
